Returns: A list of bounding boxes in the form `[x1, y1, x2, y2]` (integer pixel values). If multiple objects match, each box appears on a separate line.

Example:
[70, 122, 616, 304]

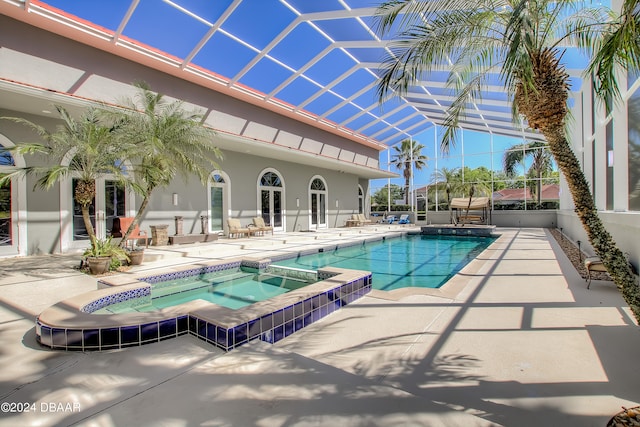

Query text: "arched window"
[258, 169, 285, 231]
[309, 176, 328, 229]
[260, 171, 282, 187]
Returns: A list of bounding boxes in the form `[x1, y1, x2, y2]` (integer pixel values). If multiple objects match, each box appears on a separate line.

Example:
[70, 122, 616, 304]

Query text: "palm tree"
[375, 0, 640, 321]
[503, 141, 554, 206]
[588, 0, 640, 101]
[391, 139, 428, 204]
[111, 83, 222, 247]
[431, 167, 462, 221]
[0, 106, 134, 251]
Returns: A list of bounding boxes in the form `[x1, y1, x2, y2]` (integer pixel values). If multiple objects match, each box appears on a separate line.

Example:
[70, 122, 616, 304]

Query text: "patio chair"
[584, 257, 607, 289]
[251, 217, 273, 235]
[386, 215, 397, 224]
[227, 218, 252, 238]
[357, 214, 373, 225]
[585, 255, 638, 289]
[111, 217, 149, 249]
[398, 214, 410, 224]
[346, 214, 360, 227]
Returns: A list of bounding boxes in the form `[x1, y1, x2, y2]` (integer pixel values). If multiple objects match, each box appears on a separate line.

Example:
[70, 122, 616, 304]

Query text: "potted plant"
[83, 237, 129, 275]
[127, 247, 145, 266]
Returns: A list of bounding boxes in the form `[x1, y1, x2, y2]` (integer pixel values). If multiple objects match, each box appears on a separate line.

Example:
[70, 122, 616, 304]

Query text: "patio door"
[71, 178, 125, 243]
[208, 171, 229, 234]
[261, 189, 283, 231]
[259, 170, 284, 232]
[309, 177, 327, 229]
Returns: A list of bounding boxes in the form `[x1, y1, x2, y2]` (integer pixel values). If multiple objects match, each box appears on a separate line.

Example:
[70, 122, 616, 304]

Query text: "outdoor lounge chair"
[227, 218, 253, 238]
[346, 214, 360, 227]
[251, 217, 273, 235]
[398, 214, 410, 224]
[386, 215, 397, 224]
[357, 214, 373, 225]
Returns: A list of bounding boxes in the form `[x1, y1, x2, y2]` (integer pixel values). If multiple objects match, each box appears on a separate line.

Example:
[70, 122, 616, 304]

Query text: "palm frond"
[588, 0, 640, 102]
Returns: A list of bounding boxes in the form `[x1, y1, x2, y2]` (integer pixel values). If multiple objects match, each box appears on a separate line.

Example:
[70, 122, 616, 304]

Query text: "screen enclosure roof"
[1, 0, 590, 150]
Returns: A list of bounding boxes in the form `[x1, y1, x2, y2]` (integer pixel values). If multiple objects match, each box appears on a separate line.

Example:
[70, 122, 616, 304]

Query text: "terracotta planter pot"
[128, 250, 144, 266]
[86, 256, 111, 275]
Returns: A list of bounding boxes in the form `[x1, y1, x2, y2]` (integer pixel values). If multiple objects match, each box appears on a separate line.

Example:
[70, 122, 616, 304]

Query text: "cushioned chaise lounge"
[251, 217, 273, 235]
[357, 213, 373, 225]
[227, 218, 252, 238]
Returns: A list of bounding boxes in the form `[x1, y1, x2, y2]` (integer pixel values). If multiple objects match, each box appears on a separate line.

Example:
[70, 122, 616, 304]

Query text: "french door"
[71, 178, 125, 244]
[261, 188, 283, 231]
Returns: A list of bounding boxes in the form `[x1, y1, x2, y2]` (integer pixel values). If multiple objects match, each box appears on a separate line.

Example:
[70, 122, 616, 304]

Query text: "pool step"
[256, 273, 312, 291]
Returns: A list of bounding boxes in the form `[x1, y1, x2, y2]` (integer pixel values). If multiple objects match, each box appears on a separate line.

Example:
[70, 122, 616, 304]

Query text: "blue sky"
[372, 126, 538, 191]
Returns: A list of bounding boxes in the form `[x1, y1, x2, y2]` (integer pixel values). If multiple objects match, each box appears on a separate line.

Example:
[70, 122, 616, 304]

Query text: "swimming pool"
[94, 270, 313, 313]
[273, 234, 495, 291]
[36, 257, 372, 352]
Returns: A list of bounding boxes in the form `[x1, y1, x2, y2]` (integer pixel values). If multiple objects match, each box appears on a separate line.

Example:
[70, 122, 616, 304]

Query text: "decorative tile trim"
[35, 315, 190, 351]
[241, 258, 271, 271]
[265, 265, 317, 283]
[318, 270, 340, 281]
[80, 287, 151, 313]
[139, 261, 242, 284]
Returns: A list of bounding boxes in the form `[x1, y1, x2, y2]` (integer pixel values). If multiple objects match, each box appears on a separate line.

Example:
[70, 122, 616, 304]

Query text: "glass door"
[259, 170, 284, 232]
[210, 186, 223, 231]
[309, 177, 327, 229]
[72, 178, 125, 241]
[261, 188, 283, 230]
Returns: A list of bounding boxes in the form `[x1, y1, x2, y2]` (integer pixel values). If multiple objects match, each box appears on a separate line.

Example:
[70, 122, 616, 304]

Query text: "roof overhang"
[0, 78, 397, 180]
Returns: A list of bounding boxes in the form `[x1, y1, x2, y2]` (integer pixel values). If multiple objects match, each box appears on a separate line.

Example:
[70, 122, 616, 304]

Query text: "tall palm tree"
[503, 141, 554, 206]
[375, 0, 640, 321]
[0, 106, 134, 251]
[391, 138, 428, 204]
[111, 83, 222, 247]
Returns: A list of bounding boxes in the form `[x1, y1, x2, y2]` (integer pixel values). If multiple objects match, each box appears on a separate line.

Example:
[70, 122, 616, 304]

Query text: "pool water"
[273, 234, 494, 291]
[94, 271, 312, 313]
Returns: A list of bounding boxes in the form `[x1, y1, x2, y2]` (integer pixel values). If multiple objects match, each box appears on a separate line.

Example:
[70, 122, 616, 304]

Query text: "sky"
[371, 126, 541, 192]
[35, 0, 573, 193]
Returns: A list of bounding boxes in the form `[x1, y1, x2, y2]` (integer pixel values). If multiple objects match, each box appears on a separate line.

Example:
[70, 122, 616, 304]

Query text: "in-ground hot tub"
[36, 258, 372, 352]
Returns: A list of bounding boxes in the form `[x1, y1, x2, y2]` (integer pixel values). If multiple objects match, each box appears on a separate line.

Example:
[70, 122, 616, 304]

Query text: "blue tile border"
[80, 287, 151, 313]
[36, 274, 372, 352]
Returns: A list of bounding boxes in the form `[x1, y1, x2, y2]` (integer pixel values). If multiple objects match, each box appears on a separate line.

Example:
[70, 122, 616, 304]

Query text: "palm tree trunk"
[544, 126, 640, 320]
[118, 193, 152, 248]
[81, 205, 97, 249]
[404, 161, 411, 205]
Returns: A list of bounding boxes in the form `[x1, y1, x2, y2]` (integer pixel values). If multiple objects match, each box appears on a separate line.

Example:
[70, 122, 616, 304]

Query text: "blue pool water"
[94, 234, 494, 314]
[273, 234, 495, 291]
[94, 272, 312, 313]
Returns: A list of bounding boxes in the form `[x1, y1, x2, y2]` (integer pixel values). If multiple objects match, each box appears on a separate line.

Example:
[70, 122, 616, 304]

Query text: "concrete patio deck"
[0, 226, 638, 426]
